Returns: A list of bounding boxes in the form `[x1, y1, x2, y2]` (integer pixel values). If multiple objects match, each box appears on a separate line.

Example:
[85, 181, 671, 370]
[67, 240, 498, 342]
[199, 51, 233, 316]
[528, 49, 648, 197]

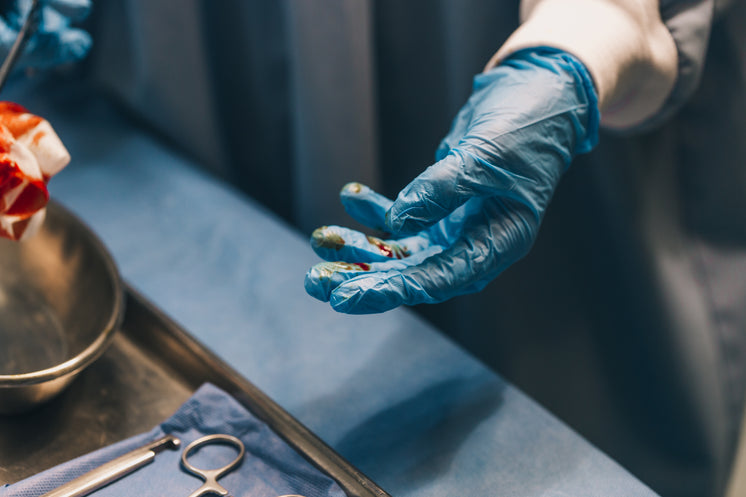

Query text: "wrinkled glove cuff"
[500, 47, 600, 156]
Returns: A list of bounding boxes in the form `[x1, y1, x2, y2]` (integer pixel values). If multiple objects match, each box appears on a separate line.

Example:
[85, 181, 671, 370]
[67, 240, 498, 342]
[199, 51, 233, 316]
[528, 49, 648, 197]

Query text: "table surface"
[1, 290, 391, 497]
[4, 77, 658, 497]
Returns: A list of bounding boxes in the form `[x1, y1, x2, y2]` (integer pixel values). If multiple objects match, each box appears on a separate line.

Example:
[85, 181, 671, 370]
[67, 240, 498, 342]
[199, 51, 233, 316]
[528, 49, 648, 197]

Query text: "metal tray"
[0, 287, 391, 497]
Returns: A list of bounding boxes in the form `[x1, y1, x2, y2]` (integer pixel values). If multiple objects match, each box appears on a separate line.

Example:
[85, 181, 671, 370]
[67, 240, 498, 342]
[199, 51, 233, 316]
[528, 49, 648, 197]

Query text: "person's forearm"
[486, 0, 678, 130]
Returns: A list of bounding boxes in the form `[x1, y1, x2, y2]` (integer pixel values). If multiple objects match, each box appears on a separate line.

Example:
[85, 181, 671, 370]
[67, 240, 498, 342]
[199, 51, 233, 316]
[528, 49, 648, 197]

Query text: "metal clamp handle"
[181, 434, 245, 497]
[40, 435, 181, 497]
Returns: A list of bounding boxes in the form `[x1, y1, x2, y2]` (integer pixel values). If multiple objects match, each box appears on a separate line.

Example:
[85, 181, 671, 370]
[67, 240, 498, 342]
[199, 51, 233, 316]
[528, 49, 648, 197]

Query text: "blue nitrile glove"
[0, 0, 91, 70]
[305, 48, 599, 314]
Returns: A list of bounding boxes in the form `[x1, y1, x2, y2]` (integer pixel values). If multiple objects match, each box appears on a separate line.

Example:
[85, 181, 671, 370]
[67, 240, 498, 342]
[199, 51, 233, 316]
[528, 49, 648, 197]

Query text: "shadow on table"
[333, 375, 504, 492]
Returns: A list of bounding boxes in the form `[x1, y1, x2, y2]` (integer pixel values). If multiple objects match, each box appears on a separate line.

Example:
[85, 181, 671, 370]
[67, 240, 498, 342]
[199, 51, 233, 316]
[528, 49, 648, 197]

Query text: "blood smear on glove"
[366, 235, 410, 259]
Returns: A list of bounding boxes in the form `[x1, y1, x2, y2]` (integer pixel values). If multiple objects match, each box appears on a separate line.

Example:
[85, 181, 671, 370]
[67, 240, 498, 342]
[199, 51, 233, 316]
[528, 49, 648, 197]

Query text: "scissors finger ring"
[181, 434, 245, 497]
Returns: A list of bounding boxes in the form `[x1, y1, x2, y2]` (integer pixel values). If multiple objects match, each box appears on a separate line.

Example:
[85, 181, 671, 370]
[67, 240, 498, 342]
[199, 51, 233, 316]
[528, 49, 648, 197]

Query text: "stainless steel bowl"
[0, 201, 123, 414]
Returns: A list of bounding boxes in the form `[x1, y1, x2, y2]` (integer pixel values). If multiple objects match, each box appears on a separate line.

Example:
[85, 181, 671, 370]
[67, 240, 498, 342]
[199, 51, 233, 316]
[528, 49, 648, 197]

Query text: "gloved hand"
[305, 48, 599, 314]
[0, 0, 92, 70]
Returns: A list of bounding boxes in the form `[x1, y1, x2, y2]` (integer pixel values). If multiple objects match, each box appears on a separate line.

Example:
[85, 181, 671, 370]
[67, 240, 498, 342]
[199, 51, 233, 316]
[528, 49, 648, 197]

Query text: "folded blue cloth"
[1, 384, 348, 497]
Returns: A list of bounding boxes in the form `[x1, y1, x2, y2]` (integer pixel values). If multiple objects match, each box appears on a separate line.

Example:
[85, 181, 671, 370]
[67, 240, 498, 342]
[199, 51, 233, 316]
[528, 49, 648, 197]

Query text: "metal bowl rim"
[0, 201, 124, 386]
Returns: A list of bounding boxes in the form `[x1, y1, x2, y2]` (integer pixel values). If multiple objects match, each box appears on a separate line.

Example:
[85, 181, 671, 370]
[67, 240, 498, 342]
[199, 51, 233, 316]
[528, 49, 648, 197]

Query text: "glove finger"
[338, 182, 392, 231]
[38, 4, 66, 32]
[304, 246, 443, 303]
[386, 152, 472, 235]
[332, 198, 537, 314]
[47, 0, 91, 22]
[310, 225, 432, 263]
[328, 243, 497, 314]
[387, 145, 543, 235]
[435, 103, 474, 162]
[20, 24, 90, 68]
[0, 16, 17, 49]
[7, 0, 29, 28]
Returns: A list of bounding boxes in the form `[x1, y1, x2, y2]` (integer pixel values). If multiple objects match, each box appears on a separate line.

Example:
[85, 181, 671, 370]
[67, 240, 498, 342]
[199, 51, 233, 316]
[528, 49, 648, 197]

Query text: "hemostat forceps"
[180, 434, 305, 497]
[180, 434, 245, 497]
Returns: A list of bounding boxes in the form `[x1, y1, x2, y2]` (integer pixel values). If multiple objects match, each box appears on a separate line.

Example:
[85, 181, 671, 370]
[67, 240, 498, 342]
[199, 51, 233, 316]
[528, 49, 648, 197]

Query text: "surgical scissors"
[180, 434, 245, 497]
[181, 435, 307, 497]
[40, 432, 307, 497]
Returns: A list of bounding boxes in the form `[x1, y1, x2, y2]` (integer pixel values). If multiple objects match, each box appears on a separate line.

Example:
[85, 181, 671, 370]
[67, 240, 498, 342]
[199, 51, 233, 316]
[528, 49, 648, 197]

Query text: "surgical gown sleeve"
[486, 0, 714, 131]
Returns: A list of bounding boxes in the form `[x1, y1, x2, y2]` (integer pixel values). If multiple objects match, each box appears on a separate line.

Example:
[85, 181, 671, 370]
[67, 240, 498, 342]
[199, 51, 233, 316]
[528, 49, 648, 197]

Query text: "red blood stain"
[32, 130, 45, 145]
[367, 236, 394, 257]
[0, 128, 13, 154]
[0, 102, 42, 138]
[0, 157, 48, 218]
[0, 103, 54, 240]
[5, 181, 48, 216]
[366, 235, 410, 259]
[0, 102, 28, 114]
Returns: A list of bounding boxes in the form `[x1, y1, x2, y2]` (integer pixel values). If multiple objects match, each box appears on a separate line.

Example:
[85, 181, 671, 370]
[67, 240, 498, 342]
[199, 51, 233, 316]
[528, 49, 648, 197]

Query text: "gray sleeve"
[633, 0, 715, 130]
